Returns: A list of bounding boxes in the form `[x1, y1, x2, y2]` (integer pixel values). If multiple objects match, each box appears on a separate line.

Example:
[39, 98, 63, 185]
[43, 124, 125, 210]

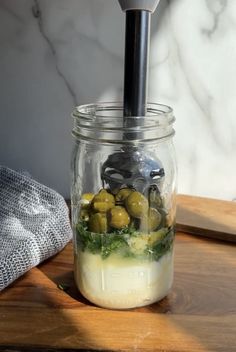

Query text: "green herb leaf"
[76, 222, 102, 254]
[76, 220, 175, 261]
[101, 234, 129, 259]
[146, 228, 175, 260]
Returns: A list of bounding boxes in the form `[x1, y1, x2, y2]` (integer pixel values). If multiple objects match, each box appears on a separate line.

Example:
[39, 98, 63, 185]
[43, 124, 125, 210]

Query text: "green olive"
[92, 189, 115, 213]
[79, 209, 90, 221]
[115, 188, 134, 204]
[109, 206, 130, 229]
[165, 212, 174, 228]
[140, 208, 162, 232]
[129, 217, 139, 231]
[148, 228, 167, 245]
[81, 193, 94, 209]
[125, 191, 148, 218]
[149, 193, 162, 208]
[148, 208, 162, 231]
[88, 213, 108, 233]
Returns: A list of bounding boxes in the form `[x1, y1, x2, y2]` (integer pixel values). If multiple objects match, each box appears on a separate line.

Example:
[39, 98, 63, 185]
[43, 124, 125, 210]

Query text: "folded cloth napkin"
[0, 166, 72, 291]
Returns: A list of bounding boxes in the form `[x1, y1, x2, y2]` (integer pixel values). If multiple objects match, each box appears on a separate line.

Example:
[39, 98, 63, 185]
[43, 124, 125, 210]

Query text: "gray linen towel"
[0, 166, 72, 291]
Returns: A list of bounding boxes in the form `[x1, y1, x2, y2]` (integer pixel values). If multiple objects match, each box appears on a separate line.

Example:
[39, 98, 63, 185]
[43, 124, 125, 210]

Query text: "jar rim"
[72, 102, 175, 142]
[73, 102, 173, 122]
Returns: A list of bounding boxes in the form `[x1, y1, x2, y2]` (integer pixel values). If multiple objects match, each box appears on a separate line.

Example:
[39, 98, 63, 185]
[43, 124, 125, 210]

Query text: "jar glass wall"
[71, 103, 177, 309]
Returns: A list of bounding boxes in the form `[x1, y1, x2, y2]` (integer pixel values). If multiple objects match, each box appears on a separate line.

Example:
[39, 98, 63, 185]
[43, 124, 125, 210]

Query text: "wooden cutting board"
[177, 194, 236, 242]
[0, 195, 236, 352]
[0, 235, 235, 352]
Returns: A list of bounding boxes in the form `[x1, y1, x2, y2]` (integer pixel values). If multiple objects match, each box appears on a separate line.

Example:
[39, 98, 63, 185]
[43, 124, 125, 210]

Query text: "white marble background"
[0, 0, 235, 200]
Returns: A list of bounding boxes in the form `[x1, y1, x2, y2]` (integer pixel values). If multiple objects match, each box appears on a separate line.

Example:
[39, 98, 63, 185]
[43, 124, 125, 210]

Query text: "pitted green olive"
[148, 228, 167, 245]
[140, 208, 162, 232]
[109, 206, 130, 229]
[79, 209, 90, 222]
[88, 213, 108, 233]
[115, 188, 134, 204]
[92, 189, 115, 213]
[81, 193, 94, 209]
[148, 208, 162, 231]
[165, 211, 174, 227]
[125, 191, 148, 218]
[149, 193, 162, 208]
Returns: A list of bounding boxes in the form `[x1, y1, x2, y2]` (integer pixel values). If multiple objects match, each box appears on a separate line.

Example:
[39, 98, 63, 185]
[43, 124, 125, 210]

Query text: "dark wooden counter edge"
[176, 224, 236, 243]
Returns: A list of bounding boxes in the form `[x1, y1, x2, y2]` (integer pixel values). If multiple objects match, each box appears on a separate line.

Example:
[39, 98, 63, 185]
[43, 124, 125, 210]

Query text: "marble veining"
[32, 0, 78, 105]
[0, 0, 235, 200]
[203, 0, 228, 37]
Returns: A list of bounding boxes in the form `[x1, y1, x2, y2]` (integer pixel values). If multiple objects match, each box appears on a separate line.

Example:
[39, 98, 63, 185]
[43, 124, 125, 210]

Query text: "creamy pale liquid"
[74, 250, 174, 309]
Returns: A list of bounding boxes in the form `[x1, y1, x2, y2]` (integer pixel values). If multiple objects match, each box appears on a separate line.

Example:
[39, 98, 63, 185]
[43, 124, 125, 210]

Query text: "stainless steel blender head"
[101, 149, 164, 193]
[102, 0, 163, 194]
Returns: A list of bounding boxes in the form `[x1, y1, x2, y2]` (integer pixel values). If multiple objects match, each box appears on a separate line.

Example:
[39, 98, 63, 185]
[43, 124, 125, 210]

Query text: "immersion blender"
[102, 0, 163, 196]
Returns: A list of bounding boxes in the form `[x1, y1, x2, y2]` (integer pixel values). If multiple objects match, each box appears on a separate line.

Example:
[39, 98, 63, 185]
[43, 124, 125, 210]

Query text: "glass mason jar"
[71, 102, 177, 309]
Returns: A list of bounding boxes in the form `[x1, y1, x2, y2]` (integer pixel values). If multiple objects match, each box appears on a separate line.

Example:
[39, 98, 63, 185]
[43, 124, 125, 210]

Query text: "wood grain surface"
[0, 196, 236, 352]
[177, 195, 236, 242]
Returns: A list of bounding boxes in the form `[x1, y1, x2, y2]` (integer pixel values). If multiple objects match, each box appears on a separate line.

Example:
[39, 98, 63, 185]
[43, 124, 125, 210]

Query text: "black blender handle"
[123, 9, 150, 119]
[118, 0, 160, 122]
